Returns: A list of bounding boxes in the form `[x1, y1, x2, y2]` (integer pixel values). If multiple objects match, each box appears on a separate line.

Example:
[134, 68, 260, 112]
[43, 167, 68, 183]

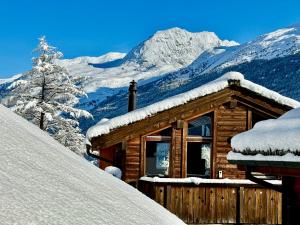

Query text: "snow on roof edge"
[140, 176, 281, 185]
[86, 71, 300, 144]
[227, 151, 300, 164]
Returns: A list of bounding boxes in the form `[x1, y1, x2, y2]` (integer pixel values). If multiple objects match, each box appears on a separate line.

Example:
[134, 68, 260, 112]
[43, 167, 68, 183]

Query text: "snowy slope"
[0, 104, 185, 225]
[190, 25, 300, 73]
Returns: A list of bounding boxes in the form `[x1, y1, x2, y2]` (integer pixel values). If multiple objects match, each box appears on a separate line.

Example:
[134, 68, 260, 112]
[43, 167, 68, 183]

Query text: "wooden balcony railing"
[138, 178, 282, 225]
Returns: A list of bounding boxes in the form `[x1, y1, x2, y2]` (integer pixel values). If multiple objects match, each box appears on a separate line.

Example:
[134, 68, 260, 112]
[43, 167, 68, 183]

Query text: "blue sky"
[0, 0, 300, 78]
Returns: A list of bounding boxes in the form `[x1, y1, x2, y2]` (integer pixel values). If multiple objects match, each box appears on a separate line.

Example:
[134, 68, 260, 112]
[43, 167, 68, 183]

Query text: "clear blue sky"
[0, 0, 300, 78]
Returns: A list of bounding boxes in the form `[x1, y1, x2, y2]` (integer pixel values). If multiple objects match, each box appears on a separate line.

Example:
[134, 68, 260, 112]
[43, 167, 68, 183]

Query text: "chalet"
[228, 107, 300, 225]
[86, 71, 299, 183]
[86, 71, 300, 224]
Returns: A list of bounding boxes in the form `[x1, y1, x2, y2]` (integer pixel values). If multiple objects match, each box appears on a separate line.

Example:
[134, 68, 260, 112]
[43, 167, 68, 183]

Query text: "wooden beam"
[145, 136, 171, 141]
[181, 121, 188, 178]
[212, 110, 218, 179]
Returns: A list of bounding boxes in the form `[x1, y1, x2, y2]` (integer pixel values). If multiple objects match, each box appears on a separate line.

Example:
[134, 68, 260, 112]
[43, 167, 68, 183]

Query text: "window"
[188, 116, 211, 136]
[145, 127, 171, 177]
[186, 114, 212, 178]
[146, 141, 170, 176]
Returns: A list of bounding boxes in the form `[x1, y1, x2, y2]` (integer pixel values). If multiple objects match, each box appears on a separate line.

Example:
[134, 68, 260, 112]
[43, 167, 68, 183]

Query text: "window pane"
[151, 127, 172, 136]
[187, 142, 211, 177]
[146, 141, 170, 176]
[188, 116, 211, 136]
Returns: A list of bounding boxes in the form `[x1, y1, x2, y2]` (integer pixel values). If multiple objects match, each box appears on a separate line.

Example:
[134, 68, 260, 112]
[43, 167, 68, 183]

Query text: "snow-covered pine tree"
[4, 36, 91, 154]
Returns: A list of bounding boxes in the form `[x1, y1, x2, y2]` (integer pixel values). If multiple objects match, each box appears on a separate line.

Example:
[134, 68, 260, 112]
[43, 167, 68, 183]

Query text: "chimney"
[128, 80, 137, 112]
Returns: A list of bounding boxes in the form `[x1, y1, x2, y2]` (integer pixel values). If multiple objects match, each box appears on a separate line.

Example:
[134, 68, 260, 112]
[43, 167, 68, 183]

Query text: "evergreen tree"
[4, 36, 91, 154]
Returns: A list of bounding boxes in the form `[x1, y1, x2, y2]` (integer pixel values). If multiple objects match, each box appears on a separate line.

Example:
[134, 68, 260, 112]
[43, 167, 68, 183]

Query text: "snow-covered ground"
[0, 104, 185, 225]
[86, 72, 300, 143]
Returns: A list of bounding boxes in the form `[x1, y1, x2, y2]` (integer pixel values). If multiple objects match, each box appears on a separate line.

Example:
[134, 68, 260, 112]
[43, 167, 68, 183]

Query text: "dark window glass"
[187, 142, 211, 177]
[151, 127, 172, 136]
[188, 116, 211, 136]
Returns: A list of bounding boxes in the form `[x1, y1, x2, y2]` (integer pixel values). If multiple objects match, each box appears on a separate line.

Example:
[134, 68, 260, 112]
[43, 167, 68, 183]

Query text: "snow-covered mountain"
[2, 24, 300, 133]
[85, 24, 300, 131]
[189, 25, 300, 73]
[123, 27, 238, 68]
[54, 28, 238, 110]
[59, 28, 237, 92]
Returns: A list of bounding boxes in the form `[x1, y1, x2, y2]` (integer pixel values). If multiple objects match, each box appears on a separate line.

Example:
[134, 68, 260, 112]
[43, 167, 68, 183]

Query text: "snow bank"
[86, 72, 300, 144]
[140, 177, 281, 185]
[105, 166, 122, 179]
[0, 105, 185, 225]
[228, 107, 300, 162]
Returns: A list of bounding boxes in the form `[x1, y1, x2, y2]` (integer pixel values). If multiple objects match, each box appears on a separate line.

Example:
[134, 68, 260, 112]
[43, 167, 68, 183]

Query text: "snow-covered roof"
[86, 71, 300, 144]
[228, 107, 300, 164]
[0, 105, 184, 225]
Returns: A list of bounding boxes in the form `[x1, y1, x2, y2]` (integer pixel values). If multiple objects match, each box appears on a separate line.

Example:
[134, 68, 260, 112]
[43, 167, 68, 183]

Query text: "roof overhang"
[91, 85, 295, 149]
[228, 152, 300, 177]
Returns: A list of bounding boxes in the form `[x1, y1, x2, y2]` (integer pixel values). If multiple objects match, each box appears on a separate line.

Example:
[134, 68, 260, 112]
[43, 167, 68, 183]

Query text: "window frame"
[185, 113, 213, 178]
[142, 127, 172, 177]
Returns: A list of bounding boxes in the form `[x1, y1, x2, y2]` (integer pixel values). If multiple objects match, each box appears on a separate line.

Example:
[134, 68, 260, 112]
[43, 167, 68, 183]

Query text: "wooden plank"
[207, 187, 216, 223]
[145, 136, 171, 141]
[216, 187, 225, 223]
[277, 191, 282, 224]
[227, 187, 236, 223]
[182, 187, 193, 223]
[174, 186, 183, 218]
[155, 185, 165, 206]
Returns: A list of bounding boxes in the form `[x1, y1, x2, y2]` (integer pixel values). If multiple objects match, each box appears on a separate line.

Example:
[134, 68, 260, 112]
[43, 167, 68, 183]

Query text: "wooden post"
[236, 187, 241, 225]
[282, 176, 297, 225]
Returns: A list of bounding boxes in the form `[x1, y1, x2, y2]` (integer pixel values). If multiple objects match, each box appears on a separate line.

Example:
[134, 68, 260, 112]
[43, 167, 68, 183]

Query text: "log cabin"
[86, 71, 300, 224]
[228, 107, 300, 225]
[86, 71, 299, 184]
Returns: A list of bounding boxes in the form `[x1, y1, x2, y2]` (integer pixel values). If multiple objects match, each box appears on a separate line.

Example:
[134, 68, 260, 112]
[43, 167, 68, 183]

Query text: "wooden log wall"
[215, 104, 248, 179]
[138, 180, 282, 225]
[124, 137, 141, 184]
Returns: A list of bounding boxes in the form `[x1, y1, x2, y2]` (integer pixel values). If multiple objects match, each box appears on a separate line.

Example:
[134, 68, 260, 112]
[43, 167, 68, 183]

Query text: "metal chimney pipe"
[128, 80, 137, 112]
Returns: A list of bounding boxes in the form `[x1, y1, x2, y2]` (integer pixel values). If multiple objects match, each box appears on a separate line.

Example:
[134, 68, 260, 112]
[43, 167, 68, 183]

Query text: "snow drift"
[0, 105, 185, 225]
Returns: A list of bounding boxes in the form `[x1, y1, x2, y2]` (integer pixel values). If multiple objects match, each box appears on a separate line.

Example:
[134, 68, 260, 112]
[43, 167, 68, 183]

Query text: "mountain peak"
[123, 27, 238, 68]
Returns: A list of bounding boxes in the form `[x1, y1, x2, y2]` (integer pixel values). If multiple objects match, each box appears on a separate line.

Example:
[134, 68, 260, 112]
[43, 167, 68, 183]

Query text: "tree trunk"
[39, 74, 46, 130]
[40, 112, 45, 130]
